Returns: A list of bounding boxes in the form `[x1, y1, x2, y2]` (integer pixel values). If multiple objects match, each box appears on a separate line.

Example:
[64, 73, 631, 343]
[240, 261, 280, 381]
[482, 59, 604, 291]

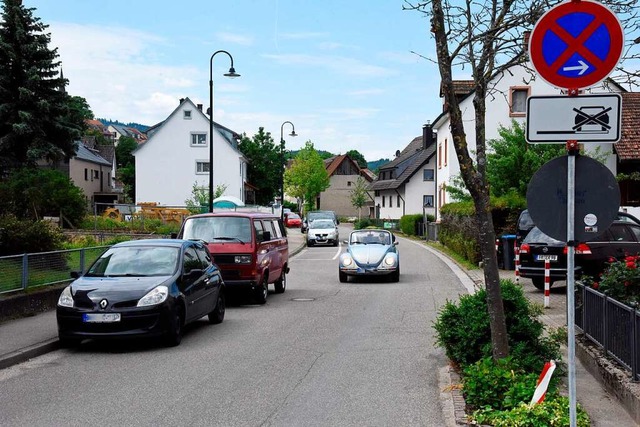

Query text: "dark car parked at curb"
[519, 221, 640, 290]
[56, 239, 225, 347]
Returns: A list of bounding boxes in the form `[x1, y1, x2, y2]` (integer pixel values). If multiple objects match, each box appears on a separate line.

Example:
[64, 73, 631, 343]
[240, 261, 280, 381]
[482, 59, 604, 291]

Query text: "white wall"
[134, 99, 245, 206]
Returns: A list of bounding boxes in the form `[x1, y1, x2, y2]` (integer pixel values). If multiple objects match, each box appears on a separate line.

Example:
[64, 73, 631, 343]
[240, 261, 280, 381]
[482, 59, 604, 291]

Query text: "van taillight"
[520, 243, 530, 254]
[563, 243, 592, 255]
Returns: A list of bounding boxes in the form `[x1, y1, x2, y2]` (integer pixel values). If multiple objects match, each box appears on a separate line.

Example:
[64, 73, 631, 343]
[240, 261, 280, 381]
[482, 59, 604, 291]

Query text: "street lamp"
[209, 50, 240, 212]
[280, 121, 297, 220]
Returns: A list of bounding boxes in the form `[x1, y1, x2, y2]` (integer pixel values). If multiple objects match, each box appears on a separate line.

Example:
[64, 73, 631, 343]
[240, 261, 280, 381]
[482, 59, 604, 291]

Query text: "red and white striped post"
[514, 241, 520, 284]
[531, 360, 557, 404]
[544, 260, 551, 308]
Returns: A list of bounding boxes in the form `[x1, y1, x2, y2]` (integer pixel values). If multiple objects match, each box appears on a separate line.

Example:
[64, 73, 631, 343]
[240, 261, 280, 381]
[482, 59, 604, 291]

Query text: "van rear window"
[182, 217, 252, 243]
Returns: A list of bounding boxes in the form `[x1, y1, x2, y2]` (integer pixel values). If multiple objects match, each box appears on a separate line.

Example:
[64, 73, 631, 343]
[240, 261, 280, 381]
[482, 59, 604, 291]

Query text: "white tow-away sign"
[526, 94, 621, 143]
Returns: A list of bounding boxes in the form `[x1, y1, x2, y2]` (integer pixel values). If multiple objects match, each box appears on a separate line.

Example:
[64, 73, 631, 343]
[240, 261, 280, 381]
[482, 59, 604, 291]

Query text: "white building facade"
[133, 97, 247, 207]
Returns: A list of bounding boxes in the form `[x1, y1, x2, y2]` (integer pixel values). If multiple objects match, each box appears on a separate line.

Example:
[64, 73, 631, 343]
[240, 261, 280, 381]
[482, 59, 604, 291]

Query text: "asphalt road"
[0, 226, 470, 426]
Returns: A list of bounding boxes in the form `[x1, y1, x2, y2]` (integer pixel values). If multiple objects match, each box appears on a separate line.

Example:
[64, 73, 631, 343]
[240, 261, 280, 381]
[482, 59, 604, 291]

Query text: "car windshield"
[288, 213, 300, 219]
[182, 216, 252, 243]
[308, 212, 334, 221]
[350, 231, 390, 245]
[310, 220, 335, 229]
[523, 227, 564, 245]
[86, 246, 180, 277]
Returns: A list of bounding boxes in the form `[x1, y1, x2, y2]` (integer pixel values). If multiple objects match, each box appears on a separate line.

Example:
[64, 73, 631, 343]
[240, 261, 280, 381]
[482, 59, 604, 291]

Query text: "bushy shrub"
[582, 256, 640, 306]
[463, 356, 558, 412]
[354, 218, 373, 230]
[399, 214, 424, 235]
[473, 396, 590, 427]
[433, 280, 562, 371]
[0, 215, 66, 256]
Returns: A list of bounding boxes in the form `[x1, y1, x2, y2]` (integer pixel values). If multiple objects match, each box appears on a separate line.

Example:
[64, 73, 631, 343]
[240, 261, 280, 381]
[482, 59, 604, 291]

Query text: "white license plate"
[82, 313, 121, 323]
[536, 254, 558, 261]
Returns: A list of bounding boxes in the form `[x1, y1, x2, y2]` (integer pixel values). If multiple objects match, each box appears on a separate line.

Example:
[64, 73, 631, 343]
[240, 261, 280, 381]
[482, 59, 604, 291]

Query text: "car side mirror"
[343, 240, 349, 244]
[70, 271, 81, 279]
[262, 231, 271, 241]
[393, 241, 399, 246]
[170, 232, 178, 239]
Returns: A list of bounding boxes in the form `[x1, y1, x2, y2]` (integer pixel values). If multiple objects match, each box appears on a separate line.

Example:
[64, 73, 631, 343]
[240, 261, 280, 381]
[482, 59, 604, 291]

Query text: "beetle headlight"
[342, 256, 353, 267]
[384, 255, 395, 266]
[137, 285, 168, 307]
[235, 255, 251, 264]
[57, 286, 74, 308]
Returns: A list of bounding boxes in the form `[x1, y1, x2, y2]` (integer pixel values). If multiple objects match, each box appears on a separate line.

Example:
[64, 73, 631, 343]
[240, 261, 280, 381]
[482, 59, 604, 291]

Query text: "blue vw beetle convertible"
[338, 229, 399, 282]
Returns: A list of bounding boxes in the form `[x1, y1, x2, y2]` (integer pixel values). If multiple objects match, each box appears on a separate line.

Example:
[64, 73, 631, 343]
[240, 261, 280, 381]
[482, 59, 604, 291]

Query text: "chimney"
[197, 104, 203, 111]
[422, 123, 435, 149]
[179, 98, 185, 105]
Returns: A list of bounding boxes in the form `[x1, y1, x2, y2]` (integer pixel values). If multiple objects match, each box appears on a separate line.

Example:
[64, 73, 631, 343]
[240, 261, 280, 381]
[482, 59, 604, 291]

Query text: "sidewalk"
[0, 230, 638, 425]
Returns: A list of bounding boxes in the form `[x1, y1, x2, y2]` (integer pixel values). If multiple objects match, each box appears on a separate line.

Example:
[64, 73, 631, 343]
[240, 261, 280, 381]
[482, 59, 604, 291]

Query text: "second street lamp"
[280, 121, 297, 220]
[208, 50, 240, 212]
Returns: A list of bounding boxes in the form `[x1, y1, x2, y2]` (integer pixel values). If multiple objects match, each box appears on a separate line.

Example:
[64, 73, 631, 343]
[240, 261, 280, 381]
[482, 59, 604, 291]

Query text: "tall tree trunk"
[431, 0, 509, 359]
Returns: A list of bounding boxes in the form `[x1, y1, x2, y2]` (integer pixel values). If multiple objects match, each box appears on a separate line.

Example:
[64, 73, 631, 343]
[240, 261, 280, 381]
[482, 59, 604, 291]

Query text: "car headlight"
[235, 255, 251, 264]
[384, 255, 396, 266]
[137, 285, 169, 307]
[342, 256, 353, 267]
[58, 286, 74, 308]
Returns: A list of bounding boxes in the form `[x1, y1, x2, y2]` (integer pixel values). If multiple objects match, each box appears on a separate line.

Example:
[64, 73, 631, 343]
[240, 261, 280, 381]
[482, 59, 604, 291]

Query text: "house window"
[444, 139, 448, 166]
[438, 143, 442, 168]
[397, 195, 400, 207]
[184, 110, 192, 119]
[382, 195, 386, 207]
[374, 190, 380, 197]
[423, 195, 434, 207]
[423, 168, 434, 181]
[196, 161, 210, 174]
[510, 87, 529, 117]
[93, 170, 99, 179]
[84, 168, 88, 181]
[347, 181, 352, 186]
[191, 133, 207, 146]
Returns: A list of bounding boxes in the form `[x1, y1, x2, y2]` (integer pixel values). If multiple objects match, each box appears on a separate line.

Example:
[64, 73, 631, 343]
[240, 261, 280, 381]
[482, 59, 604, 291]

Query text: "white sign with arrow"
[526, 94, 622, 143]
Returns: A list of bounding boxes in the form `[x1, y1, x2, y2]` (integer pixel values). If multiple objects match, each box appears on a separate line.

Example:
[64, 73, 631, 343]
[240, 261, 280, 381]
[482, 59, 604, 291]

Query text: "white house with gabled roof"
[133, 97, 248, 207]
[431, 64, 625, 220]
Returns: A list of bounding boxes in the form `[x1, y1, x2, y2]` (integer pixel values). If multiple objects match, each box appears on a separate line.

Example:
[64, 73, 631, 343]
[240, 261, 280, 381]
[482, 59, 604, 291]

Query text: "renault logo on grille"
[99, 299, 108, 309]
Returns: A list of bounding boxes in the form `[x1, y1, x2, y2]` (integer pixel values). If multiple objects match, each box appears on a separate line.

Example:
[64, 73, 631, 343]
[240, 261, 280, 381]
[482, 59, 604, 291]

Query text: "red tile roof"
[617, 92, 640, 161]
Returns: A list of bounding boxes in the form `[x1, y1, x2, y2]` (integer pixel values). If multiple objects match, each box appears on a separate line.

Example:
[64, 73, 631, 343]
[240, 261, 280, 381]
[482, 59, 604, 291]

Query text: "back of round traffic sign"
[528, 0, 624, 90]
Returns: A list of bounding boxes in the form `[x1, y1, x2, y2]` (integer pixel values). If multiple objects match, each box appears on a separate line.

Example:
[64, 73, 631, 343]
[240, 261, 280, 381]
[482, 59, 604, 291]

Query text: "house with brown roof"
[617, 92, 640, 207]
[368, 125, 437, 220]
[315, 154, 374, 217]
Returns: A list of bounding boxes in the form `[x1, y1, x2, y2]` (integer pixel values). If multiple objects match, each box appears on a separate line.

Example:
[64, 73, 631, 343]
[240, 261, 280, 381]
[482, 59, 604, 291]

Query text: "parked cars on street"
[177, 211, 289, 303]
[56, 239, 225, 347]
[519, 220, 640, 289]
[307, 219, 339, 246]
[284, 212, 302, 228]
[338, 229, 399, 282]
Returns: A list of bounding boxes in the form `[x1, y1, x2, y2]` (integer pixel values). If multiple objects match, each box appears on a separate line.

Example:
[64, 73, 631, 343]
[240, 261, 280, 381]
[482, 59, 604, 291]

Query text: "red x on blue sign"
[529, 0, 623, 90]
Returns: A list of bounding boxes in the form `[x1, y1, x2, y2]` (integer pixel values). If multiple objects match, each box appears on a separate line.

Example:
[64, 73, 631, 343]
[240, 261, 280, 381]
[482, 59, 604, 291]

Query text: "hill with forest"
[97, 118, 149, 132]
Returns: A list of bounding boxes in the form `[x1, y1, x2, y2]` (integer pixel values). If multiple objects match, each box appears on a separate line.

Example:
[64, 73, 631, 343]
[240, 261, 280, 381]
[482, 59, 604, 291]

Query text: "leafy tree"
[350, 176, 369, 220]
[405, 0, 638, 361]
[115, 136, 137, 202]
[67, 95, 93, 122]
[0, 167, 87, 225]
[284, 141, 330, 213]
[184, 182, 228, 213]
[0, 0, 84, 174]
[487, 121, 566, 198]
[346, 150, 367, 169]
[238, 127, 280, 205]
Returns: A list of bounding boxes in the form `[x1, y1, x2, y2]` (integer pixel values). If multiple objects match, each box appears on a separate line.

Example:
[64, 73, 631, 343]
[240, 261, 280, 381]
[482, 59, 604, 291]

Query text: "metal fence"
[0, 246, 110, 295]
[575, 283, 640, 380]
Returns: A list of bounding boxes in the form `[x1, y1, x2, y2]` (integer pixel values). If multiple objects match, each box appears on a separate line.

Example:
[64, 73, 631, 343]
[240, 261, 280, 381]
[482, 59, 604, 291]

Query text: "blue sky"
[26, 0, 443, 162]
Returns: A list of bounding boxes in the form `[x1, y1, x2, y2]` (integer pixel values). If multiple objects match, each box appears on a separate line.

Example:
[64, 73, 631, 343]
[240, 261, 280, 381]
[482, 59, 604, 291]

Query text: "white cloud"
[263, 53, 396, 77]
[216, 32, 254, 46]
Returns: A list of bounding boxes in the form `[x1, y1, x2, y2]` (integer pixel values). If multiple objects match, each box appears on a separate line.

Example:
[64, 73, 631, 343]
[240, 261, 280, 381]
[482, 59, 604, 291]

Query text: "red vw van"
[177, 212, 289, 304]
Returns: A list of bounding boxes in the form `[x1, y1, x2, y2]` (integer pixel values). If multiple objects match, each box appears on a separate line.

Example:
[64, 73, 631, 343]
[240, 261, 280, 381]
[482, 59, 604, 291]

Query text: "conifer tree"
[0, 0, 82, 174]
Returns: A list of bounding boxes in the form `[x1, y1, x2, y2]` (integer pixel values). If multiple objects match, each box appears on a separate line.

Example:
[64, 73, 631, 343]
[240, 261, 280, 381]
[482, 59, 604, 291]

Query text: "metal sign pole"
[566, 142, 577, 427]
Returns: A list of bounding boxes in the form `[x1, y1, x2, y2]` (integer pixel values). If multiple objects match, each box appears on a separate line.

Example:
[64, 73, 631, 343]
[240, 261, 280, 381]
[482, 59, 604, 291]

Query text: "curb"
[0, 338, 60, 370]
